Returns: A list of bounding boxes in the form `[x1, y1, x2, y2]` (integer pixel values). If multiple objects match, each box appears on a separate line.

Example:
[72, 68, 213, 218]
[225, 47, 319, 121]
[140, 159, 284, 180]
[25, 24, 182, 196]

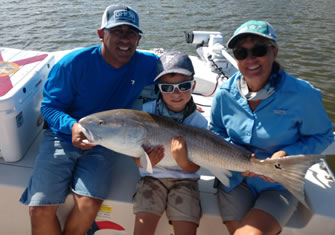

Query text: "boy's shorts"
[217, 181, 298, 228]
[133, 176, 201, 225]
[20, 130, 119, 206]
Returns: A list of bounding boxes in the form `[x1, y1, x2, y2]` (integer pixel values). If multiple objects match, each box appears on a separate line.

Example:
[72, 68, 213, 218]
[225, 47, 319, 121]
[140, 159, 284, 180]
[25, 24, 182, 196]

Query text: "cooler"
[0, 48, 55, 162]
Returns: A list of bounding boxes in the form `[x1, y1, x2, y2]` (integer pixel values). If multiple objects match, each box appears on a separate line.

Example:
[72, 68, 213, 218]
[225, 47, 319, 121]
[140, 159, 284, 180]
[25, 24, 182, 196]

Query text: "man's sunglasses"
[158, 80, 194, 93]
[233, 44, 273, 61]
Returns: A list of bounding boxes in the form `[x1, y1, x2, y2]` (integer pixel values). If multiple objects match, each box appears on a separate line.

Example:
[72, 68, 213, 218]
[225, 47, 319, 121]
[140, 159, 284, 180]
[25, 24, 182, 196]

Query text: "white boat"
[0, 31, 334, 235]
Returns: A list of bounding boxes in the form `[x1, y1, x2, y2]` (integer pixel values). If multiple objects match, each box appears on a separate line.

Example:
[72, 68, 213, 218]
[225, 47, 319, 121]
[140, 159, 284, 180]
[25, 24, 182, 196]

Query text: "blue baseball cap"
[227, 20, 277, 48]
[154, 51, 195, 81]
[101, 4, 142, 33]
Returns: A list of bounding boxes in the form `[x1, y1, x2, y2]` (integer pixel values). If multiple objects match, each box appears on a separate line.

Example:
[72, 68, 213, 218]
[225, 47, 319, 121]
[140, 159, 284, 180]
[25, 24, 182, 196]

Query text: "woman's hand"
[242, 151, 287, 182]
[270, 150, 287, 159]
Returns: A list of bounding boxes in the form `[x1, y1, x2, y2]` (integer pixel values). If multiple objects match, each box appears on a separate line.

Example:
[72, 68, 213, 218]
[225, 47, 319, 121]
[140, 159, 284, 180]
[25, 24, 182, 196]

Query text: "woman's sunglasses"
[233, 44, 273, 61]
[158, 80, 194, 93]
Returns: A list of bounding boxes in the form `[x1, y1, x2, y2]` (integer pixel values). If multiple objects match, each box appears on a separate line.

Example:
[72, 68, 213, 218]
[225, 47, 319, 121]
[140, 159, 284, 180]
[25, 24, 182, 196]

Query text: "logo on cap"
[163, 55, 175, 67]
[114, 9, 136, 24]
[239, 24, 267, 34]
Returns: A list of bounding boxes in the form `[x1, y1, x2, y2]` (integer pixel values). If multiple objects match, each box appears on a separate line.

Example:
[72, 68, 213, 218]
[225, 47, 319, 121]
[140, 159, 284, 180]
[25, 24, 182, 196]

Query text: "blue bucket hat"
[101, 4, 142, 33]
[227, 20, 277, 48]
[154, 51, 194, 81]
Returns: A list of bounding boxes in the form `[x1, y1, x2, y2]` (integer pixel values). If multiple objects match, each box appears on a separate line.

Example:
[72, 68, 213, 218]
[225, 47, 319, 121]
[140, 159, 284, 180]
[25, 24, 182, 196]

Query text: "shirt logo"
[274, 109, 287, 115]
[131, 80, 135, 85]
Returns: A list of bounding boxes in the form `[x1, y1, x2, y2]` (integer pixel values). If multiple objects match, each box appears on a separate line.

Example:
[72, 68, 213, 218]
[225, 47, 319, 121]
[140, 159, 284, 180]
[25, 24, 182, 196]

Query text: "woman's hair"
[234, 35, 277, 48]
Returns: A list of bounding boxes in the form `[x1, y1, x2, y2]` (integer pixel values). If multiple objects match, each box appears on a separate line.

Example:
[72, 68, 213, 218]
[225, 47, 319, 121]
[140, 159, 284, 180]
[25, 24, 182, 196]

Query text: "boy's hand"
[132, 145, 165, 169]
[171, 136, 199, 173]
[144, 145, 165, 166]
[171, 136, 188, 163]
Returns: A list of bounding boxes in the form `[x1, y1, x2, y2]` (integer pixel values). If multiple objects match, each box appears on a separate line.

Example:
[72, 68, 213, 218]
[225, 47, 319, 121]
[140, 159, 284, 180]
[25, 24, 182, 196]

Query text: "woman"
[210, 20, 334, 235]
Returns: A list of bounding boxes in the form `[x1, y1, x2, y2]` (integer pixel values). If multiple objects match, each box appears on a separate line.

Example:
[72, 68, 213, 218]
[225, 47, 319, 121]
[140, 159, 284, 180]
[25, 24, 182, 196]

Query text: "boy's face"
[158, 73, 195, 112]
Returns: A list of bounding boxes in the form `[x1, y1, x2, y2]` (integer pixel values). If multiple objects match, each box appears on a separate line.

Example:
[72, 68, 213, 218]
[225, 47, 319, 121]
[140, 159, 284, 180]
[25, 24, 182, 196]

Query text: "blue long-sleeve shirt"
[41, 46, 158, 142]
[209, 69, 334, 194]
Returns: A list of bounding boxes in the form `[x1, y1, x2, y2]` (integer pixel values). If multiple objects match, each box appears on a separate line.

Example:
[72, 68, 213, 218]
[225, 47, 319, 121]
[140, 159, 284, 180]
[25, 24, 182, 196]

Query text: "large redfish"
[79, 109, 329, 207]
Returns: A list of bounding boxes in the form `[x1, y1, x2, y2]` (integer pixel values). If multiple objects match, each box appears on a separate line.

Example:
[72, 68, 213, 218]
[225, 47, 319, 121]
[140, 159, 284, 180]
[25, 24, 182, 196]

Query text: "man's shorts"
[217, 181, 298, 228]
[20, 130, 119, 206]
[133, 176, 201, 225]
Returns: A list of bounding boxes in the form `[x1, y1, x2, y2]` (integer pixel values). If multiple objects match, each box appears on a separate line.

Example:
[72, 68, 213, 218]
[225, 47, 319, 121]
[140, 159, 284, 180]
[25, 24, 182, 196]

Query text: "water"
[1, 0, 335, 125]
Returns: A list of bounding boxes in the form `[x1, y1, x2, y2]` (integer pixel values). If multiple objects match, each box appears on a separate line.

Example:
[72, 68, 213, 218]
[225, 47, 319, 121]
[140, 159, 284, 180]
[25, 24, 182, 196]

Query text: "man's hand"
[71, 123, 95, 150]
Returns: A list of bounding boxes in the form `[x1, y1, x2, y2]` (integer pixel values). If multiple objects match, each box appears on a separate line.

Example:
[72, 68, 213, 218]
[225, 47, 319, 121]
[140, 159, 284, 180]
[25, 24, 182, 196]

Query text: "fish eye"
[98, 120, 104, 126]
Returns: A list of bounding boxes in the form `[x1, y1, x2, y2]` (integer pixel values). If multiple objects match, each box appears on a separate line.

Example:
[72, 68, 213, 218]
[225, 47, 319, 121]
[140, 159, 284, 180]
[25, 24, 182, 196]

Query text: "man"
[19, 4, 158, 235]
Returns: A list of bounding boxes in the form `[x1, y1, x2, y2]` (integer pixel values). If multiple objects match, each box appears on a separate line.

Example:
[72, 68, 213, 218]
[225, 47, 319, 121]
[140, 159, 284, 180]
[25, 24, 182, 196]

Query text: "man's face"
[98, 25, 141, 68]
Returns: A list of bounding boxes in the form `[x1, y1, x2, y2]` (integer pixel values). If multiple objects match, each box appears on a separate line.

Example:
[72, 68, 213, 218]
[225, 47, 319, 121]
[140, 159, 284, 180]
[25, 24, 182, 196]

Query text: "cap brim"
[103, 22, 143, 33]
[227, 32, 275, 48]
[154, 69, 193, 81]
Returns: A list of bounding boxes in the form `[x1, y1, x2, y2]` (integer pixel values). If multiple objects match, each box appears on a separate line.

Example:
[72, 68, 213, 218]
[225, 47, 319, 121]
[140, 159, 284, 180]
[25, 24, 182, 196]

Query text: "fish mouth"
[78, 124, 98, 144]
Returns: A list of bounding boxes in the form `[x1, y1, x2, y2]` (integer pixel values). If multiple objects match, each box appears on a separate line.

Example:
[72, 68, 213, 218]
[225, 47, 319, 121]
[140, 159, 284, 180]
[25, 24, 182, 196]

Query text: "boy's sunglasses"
[158, 80, 194, 93]
[233, 44, 273, 61]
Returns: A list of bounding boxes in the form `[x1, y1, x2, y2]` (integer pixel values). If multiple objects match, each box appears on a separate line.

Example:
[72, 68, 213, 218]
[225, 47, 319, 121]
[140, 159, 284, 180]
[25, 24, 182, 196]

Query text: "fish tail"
[252, 154, 328, 208]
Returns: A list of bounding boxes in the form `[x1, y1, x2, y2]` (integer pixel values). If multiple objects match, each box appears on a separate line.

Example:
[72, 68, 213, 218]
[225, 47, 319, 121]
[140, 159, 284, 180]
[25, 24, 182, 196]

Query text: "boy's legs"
[134, 212, 161, 235]
[166, 178, 201, 235]
[133, 177, 168, 235]
[133, 177, 200, 235]
[172, 221, 197, 235]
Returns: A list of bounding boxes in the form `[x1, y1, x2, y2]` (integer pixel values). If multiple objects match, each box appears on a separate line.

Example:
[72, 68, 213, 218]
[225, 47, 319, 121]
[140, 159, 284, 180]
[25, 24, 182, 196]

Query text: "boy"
[132, 51, 208, 235]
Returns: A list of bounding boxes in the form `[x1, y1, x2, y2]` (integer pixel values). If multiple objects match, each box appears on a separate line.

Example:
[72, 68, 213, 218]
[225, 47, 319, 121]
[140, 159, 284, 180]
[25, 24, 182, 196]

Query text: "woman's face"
[234, 36, 278, 90]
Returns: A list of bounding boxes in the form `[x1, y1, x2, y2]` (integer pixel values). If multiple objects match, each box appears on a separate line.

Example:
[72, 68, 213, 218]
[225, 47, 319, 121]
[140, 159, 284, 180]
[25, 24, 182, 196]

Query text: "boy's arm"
[171, 136, 200, 173]
[132, 157, 143, 168]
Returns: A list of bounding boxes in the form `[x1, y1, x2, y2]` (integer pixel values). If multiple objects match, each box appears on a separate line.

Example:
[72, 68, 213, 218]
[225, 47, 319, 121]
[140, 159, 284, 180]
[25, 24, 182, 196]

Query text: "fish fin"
[140, 151, 153, 173]
[154, 165, 165, 170]
[209, 168, 232, 188]
[253, 154, 328, 208]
